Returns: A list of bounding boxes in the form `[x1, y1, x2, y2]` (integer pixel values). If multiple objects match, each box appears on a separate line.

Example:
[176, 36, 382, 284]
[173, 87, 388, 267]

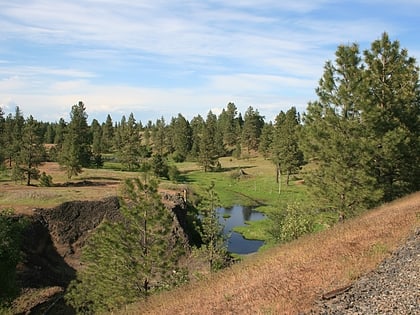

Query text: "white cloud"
[1, 0, 419, 123]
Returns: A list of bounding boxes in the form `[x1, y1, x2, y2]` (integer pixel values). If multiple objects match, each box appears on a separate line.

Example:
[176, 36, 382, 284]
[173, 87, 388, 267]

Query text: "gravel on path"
[313, 228, 419, 315]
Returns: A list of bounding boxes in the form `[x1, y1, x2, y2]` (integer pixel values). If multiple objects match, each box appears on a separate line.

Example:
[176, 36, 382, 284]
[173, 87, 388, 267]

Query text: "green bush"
[0, 209, 27, 305]
[267, 203, 314, 243]
[39, 172, 53, 187]
[168, 165, 181, 182]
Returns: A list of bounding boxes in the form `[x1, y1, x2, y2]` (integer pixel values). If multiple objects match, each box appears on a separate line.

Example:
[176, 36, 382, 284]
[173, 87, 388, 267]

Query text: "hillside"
[121, 192, 420, 314]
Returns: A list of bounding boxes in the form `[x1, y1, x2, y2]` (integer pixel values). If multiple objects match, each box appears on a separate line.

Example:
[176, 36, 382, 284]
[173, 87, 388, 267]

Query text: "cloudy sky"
[1, 0, 419, 123]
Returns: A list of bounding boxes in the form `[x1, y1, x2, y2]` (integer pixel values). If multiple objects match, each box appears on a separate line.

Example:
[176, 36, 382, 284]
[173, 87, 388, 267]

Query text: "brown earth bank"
[121, 192, 420, 315]
[11, 193, 189, 315]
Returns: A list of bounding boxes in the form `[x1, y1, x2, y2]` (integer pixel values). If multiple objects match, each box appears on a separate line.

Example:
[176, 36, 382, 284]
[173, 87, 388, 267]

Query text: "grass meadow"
[1, 155, 311, 241]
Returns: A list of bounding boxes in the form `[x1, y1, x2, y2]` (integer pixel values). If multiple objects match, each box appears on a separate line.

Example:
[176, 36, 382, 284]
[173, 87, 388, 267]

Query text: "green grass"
[1, 156, 313, 246]
[174, 156, 312, 244]
[178, 156, 309, 212]
[233, 218, 270, 241]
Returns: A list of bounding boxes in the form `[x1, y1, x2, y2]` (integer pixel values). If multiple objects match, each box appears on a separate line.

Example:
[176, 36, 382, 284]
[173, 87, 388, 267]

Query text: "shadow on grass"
[79, 176, 121, 181]
[219, 165, 255, 173]
[174, 173, 196, 183]
[54, 180, 117, 187]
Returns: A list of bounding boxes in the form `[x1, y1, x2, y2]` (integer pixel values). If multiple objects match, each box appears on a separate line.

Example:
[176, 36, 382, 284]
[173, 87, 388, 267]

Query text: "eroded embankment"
[14, 193, 189, 314]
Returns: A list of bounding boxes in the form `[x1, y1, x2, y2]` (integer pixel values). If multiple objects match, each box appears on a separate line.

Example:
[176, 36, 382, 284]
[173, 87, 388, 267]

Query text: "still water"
[216, 205, 265, 255]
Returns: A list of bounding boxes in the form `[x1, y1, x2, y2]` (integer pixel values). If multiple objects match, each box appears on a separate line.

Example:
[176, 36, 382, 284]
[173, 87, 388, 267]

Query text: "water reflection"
[216, 205, 265, 255]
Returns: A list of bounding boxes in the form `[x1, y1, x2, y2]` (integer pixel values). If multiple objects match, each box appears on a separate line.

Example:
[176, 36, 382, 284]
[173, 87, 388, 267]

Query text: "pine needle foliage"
[195, 182, 230, 272]
[301, 33, 419, 217]
[65, 178, 186, 314]
[0, 210, 27, 305]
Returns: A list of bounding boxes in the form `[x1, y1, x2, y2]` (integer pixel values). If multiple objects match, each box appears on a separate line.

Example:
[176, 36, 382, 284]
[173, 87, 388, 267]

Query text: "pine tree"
[65, 178, 186, 314]
[258, 122, 273, 159]
[101, 114, 114, 153]
[91, 119, 103, 168]
[16, 116, 46, 186]
[218, 102, 239, 148]
[4, 107, 25, 168]
[151, 153, 169, 178]
[361, 33, 420, 199]
[53, 118, 67, 147]
[198, 111, 219, 172]
[117, 113, 142, 170]
[271, 107, 303, 187]
[302, 43, 382, 217]
[196, 182, 229, 271]
[190, 115, 205, 159]
[44, 123, 56, 144]
[171, 113, 192, 162]
[241, 106, 264, 154]
[59, 101, 92, 178]
[152, 117, 167, 156]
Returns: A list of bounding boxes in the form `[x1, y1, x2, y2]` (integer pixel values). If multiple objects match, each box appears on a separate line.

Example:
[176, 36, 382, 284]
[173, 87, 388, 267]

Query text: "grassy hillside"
[119, 192, 420, 314]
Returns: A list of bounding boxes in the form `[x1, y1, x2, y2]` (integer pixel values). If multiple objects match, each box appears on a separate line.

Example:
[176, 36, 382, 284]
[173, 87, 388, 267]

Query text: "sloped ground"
[124, 192, 420, 314]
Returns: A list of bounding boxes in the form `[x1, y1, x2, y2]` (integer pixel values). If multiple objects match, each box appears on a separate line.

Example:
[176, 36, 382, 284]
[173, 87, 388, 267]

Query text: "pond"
[216, 205, 265, 255]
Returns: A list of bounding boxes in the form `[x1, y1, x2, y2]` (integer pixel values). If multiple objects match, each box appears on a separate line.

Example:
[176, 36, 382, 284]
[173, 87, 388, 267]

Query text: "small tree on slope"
[65, 178, 186, 314]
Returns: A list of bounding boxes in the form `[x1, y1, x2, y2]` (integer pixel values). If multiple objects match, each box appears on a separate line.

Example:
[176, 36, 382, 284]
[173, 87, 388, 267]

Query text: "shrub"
[267, 203, 315, 243]
[0, 209, 27, 305]
[168, 165, 181, 182]
[39, 172, 53, 187]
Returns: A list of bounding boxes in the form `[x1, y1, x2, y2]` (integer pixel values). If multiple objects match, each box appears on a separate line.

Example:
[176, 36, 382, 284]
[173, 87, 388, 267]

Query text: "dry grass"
[120, 192, 420, 315]
[0, 162, 139, 215]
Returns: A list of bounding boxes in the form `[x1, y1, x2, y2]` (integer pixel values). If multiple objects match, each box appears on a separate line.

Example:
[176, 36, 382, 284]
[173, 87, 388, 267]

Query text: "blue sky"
[1, 0, 420, 124]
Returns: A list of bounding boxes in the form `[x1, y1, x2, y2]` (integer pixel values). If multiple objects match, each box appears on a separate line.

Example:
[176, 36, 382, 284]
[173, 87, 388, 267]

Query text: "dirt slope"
[13, 193, 188, 314]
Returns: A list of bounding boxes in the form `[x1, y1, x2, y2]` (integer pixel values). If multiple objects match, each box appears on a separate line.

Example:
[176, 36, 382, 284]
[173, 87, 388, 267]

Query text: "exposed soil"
[12, 192, 189, 315]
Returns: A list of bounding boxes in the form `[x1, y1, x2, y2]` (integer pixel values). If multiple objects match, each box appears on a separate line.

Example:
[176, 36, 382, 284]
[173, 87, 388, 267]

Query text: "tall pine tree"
[271, 107, 303, 187]
[16, 116, 45, 185]
[59, 101, 92, 178]
[241, 106, 264, 154]
[361, 33, 420, 199]
[171, 113, 192, 162]
[117, 113, 142, 170]
[198, 111, 219, 172]
[302, 43, 382, 217]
